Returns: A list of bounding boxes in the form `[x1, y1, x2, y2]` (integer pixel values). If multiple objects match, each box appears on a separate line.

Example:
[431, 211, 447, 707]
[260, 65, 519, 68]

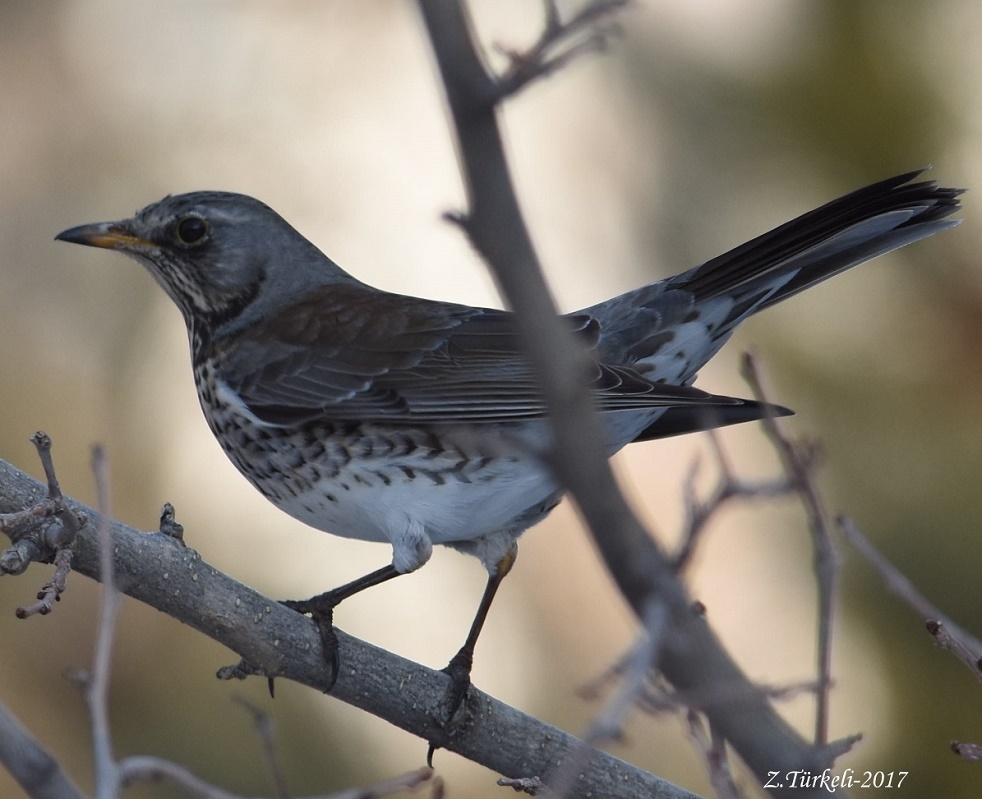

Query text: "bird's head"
[56, 191, 350, 328]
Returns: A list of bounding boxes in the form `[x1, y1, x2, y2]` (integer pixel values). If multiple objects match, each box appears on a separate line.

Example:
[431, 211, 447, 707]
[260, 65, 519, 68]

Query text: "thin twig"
[15, 547, 73, 618]
[232, 697, 290, 799]
[585, 598, 667, 745]
[950, 741, 982, 762]
[673, 430, 796, 571]
[741, 352, 837, 747]
[158, 502, 185, 544]
[497, 775, 554, 796]
[494, 0, 628, 100]
[686, 712, 743, 799]
[30, 432, 80, 549]
[638, 680, 825, 718]
[88, 444, 121, 799]
[0, 701, 86, 799]
[839, 516, 982, 682]
[1, 432, 81, 607]
[31, 432, 63, 499]
[118, 757, 434, 799]
[546, 599, 668, 797]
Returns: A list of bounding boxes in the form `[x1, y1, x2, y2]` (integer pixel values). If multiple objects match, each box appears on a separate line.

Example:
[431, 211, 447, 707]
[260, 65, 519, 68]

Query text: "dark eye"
[175, 216, 209, 245]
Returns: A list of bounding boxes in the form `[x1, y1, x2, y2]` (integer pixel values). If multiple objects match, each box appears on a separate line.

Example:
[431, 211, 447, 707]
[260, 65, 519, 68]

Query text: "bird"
[56, 168, 960, 729]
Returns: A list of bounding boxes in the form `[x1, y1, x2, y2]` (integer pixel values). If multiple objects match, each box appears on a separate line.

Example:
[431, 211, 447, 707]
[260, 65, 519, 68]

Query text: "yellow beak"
[55, 222, 152, 251]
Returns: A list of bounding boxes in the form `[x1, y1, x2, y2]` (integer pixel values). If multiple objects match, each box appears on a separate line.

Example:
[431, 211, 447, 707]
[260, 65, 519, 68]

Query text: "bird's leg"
[427, 546, 516, 764]
[284, 564, 402, 689]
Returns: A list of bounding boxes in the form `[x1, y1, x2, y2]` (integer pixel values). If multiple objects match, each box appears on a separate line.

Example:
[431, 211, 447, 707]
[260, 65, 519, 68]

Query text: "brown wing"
[215, 282, 743, 426]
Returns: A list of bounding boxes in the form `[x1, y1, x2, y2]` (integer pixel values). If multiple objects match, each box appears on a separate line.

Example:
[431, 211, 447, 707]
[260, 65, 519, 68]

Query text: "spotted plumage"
[56, 168, 961, 697]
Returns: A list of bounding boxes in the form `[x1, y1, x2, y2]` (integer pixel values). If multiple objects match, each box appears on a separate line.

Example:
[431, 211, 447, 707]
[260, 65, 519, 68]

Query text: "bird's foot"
[283, 592, 342, 691]
[426, 647, 474, 766]
[281, 565, 402, 693]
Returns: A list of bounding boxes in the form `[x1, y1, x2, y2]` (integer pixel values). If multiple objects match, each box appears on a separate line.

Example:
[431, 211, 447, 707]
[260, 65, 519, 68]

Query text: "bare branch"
[157, 502, 185, 544]
[823, 734, 862, 762]
[839, 516, 982, 682]
[15, 547, 72, 618]
[416, 3, 836, 794]
[3, 446, 453, 799]
[497, 775, 553, 796]
[950, 741, 982, 763]
[585, 598, 667, 745]
[88, 444, 122, 797]
[2, 432, 81, 612]
[547, 599, 669, 799]
[31, 433, 64, 500]
[0, 453, 690, 799]
[232, 697, 289, 799]
[741, 353, 838, 746]
[673, 430, 796, 572]
[638, 680, 825, 718]
[493, 0, 629, 100]
[0, 702, 85, 799]
[118, 756, 435, 799]
[926, 622, 982, 684]
[686, 712, 744, 799]
[117, 755, 434, 799]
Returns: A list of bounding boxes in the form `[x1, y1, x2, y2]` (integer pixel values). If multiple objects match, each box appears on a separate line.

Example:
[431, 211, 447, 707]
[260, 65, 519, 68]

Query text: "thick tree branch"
[417, 1, 839, 794]
[0, 455, 695, 799]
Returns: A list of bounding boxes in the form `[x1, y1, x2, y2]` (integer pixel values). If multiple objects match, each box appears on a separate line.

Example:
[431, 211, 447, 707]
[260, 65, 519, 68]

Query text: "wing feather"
[213, 283, 742, 426]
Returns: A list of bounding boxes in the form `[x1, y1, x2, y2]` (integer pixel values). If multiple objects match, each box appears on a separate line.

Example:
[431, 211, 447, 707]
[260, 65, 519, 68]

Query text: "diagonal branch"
[0, 702, 85, 799]
[416, 2, 838, 796]
[839, 516, 982, 682]
[415, 2, 852, 795]
[673, 430, 796, 572]
[0, 454, 693, 799]
[742, 353, 839, 747]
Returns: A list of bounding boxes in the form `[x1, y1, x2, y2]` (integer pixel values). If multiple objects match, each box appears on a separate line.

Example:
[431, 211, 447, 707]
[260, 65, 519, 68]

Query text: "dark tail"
[671, 169, 962, 308]
[632, 398, 793, 443]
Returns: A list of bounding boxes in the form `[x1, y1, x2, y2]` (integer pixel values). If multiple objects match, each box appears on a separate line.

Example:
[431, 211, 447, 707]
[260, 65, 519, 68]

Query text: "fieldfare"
[56, 169, 961, 725]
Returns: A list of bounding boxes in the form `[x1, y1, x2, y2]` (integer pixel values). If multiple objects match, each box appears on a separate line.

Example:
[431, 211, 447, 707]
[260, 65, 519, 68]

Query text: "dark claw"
[441, 649, 474, 719]
[281, 567, 402, 691]
[313, 610, 341, 690]
[426, 648, 475, 765]
[426, 741, 439, 769]
[283, 595, 341, 690]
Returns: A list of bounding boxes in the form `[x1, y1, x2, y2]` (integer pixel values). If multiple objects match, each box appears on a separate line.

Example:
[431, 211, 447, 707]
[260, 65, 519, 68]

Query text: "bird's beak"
[55, 221, 152, 251]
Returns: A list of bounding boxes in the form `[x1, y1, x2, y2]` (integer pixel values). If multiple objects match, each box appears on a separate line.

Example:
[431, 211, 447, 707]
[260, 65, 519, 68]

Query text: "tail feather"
[631, 398, 793, 443]
[587, 170, 962, 382]
[672, 169, 962, 308]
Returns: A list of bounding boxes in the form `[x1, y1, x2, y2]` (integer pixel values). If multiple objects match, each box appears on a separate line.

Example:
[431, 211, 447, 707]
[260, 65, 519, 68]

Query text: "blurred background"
[1, 1, 980, 797]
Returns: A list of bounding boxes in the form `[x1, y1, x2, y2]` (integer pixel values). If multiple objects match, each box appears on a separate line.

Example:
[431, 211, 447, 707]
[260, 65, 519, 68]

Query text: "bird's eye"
[175, 216, 209, 245]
